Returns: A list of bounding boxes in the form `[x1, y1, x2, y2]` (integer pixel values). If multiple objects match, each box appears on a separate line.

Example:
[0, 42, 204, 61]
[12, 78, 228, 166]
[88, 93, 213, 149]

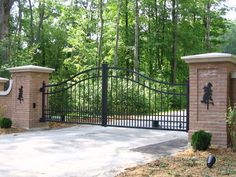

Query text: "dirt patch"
[116, 148, 236, 177]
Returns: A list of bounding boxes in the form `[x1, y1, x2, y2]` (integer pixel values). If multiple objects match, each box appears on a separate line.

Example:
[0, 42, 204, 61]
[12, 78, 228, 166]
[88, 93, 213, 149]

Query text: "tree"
[114, 0, 122, 67]
[171, 0, 178, 84]
[0, 0, 16, 62]
[221, 23, 236, 54]
[0, 0, 229, 84]
[97, 0, 104, 68]
[134, 0, 139, 76]
[204, 0, 211, 51]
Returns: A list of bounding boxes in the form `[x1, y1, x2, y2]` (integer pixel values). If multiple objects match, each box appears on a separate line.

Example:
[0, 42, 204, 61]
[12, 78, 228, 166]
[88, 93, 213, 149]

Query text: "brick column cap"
[0, 77, 9, 83]
[7, 65, 55, 73]
[181, 53, 236, 64]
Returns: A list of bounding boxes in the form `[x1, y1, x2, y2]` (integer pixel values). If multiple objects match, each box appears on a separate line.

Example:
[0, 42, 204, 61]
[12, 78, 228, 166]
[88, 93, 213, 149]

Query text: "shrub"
[227, 105, 236, 151]
[0, 118, 12, 128]
[191, 130, 212, 151]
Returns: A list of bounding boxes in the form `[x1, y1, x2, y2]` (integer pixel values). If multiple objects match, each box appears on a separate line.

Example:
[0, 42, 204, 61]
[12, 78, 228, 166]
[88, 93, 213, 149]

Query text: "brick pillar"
[7, 65, 54, 129]
[182, 53, 236, 147]
[0, 77, 9, 91]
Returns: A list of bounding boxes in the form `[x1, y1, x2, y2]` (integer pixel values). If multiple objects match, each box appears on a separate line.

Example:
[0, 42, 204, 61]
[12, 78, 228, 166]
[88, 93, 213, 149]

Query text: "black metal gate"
[40, 64, 189, 131]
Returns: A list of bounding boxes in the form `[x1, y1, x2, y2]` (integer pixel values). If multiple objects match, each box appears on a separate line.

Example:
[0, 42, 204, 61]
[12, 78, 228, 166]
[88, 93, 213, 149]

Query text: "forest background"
[0, 0, 236, 83]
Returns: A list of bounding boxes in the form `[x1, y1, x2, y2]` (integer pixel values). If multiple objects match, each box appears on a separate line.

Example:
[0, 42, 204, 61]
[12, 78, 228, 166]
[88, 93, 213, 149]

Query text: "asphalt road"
[0, 125, 187, 177]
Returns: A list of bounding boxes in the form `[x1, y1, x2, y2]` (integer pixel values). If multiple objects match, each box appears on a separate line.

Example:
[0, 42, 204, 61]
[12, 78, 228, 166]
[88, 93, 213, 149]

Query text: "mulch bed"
[0, 122, 77, 135]
[116, 148, 236, 177]
[0, 127, 26, 135]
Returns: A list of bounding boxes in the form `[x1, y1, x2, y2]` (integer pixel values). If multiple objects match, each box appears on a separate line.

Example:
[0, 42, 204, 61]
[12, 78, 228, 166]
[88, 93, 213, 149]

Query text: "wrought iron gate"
[40, 64, 189, 131]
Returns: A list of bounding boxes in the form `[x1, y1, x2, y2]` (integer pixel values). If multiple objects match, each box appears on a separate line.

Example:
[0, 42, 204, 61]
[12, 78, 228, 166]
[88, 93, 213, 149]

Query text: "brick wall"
[183, 53, 236, 147]
[0, 65, 54, 129]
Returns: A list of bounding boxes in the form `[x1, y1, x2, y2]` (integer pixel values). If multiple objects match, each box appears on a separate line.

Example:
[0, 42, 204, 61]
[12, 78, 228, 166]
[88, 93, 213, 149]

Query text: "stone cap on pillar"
[182, 53, 236, 64]
[0, 77, 9, 83]
[7, 65, 55, 73]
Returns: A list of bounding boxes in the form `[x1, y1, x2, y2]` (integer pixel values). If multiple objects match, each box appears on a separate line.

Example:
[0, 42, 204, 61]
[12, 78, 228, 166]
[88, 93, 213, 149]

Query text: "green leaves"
[0, 0, 231, 83]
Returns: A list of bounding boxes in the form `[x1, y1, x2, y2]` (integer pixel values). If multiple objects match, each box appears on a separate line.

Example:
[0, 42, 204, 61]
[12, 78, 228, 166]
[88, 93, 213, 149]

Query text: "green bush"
[227, 105, 236, 151]
[0, 118, 12, 128]
[191, 130, 212, 151]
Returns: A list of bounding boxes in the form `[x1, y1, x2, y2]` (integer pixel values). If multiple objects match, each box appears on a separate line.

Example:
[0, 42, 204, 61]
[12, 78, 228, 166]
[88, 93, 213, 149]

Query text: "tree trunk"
[154, 0, 161, 71]
[134, 0, 139, 77]
[0, 0, 15, 40]
[17, 0, 22, 37]
[28, 0, 34, 45]
[148, 6, 153, 77]
[125, 0, 129, 70]
[161, 0, 166, 66]
[0, 0, 16, 62]
[97, 0, 104, 68]
[36, 2, 45, 43]
[11, 0, 22, 59]
[204, 1, 211, 52]
[171, 0, 177, 84]
[114, 0, 122, 67]
[87, 0, 94, 39]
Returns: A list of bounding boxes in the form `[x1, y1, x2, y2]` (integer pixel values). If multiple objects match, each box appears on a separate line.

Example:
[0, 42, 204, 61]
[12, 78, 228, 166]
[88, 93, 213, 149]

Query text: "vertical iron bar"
[110, 72, 113, 126]
[92, 76, 95, 124]
[116, 73, 118, 126]
[132, 74, 134, 127]
[179, 86, 182, 130]
[161, 86, 164, 129]
[96, 71, 99, 124]
[88, 77, 90, 123]
[121, 77, 124, 126]
[186, 79, 190, 132]
[142, 83, 145, 128]
[167, 85, 170, 129]
[40, 81, 46, 122]
[102, 64, 108, 127]
[79, 82, 81, 123]
[149, 82, 151, 128]
[155, 84, 158, 126]
[137, 77, 140, 127]
[47, 86, 49, 121]
[126, 74, 129, 127]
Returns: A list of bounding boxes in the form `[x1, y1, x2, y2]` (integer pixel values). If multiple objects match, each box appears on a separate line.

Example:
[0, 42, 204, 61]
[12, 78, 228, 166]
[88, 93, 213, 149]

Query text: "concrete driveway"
[0, 125, 188, 177]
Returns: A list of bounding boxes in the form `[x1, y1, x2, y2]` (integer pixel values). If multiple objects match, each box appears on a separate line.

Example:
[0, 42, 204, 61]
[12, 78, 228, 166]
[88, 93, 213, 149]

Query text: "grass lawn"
[116, 148, 236, 177]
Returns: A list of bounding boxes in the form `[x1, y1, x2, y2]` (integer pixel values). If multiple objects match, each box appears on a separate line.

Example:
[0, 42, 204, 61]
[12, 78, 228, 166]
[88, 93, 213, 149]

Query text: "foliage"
[0, 0, 231, 84]
[191, 130, 212, 151]
[221, 22, 236, 55]
[227, 104, 236, 151]
[0, 118, 12, 129]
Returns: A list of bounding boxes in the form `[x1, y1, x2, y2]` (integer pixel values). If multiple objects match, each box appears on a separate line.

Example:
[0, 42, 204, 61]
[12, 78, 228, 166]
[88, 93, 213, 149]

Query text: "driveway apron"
[0, 125, 187, 177]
